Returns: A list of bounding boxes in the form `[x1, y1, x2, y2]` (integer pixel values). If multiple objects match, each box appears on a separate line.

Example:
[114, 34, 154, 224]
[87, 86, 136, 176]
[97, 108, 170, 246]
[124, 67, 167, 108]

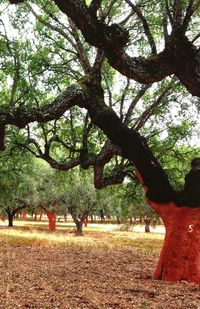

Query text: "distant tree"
[62, 171, 97, 235]
[0, 134, 37, 227]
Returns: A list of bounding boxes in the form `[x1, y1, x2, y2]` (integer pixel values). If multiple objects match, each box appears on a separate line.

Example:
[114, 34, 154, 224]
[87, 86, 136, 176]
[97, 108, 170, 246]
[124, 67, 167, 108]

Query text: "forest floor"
[0, 221, 200, 309]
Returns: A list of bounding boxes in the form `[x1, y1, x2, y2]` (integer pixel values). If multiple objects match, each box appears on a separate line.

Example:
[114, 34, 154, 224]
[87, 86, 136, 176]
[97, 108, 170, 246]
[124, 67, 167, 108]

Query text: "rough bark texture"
[52, 1, 200, 97]
[80, 81, 175, 203]
[149, 200, 200, 283]
[10, 0, 200, 96]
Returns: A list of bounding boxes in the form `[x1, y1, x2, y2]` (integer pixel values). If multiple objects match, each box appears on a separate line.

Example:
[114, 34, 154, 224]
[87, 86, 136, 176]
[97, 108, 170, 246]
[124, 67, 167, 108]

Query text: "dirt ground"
[0, 239, 200, 309]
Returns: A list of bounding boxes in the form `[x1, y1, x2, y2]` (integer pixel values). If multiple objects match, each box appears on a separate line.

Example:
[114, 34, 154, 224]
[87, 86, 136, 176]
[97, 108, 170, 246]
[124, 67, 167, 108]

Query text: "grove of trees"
[0, 0, 200, 282]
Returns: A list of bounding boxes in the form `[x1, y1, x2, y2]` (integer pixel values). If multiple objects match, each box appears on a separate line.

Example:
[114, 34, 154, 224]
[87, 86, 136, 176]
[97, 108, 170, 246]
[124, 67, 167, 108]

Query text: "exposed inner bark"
[149, 200, 200, 283]
[46, 211, 56, 232]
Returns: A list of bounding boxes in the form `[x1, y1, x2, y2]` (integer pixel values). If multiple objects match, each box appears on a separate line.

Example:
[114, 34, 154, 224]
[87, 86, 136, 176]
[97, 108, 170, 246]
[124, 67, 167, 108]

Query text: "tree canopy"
[0, 0, 200, 206]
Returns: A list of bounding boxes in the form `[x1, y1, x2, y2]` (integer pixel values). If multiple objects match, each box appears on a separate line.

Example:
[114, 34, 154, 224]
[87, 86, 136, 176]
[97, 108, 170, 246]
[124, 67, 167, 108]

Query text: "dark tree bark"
[144, 218, 151, 233]
[68, 208, 88, 236]
[7, 212, 14, 227]
[5, 204, 28, 228]
[75, 221, 83, 236]
[9, 0, 200, 97]
[52, 0, 200, 97]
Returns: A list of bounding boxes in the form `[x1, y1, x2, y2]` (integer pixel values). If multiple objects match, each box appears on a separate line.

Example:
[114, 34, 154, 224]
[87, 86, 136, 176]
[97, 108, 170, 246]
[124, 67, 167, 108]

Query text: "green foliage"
[0, 137, 38, 215]
[62, 170, 97, 217]
[0, 0, 199, 224]
[85, 0, 91, 7]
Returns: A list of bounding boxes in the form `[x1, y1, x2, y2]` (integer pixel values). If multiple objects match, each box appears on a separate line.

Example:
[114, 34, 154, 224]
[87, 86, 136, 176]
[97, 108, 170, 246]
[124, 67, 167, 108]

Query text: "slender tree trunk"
[39, 212, 43, 221]
[46, 211, 56, 231]
[116, 215, 120, 224]
[90, 213, 94, 223]
[84, 217, 88, 227]
[75, 221, 83, 236]
[145, 224, 150, 233]
[149, 200, 200, 283]
[144, 218, 151, 233]
[23, 210, 27, 221]
[8, 212, 14, 227]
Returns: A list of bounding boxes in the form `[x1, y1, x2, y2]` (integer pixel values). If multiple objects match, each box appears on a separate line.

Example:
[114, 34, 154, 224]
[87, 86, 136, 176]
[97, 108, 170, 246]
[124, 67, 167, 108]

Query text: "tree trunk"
[149, 200, 200, 283]
[39, 212, 43, 221]
[46, 211, 56, 231]
[75, 221, 83, 236]
[90, 213, 94, 223]
[23, 210, 27, 221]
[116, 215, 120, 224]
[145, 223, 150, 233]
[84, 217, 88, 227]
[8, 212, 14, 227]
[144, 218, 151, 233]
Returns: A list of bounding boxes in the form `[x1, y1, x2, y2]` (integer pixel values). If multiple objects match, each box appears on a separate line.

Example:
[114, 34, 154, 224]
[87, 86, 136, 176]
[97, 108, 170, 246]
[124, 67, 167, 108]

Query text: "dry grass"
[1, 221, 199, 309]
[0, 220, 164, 251]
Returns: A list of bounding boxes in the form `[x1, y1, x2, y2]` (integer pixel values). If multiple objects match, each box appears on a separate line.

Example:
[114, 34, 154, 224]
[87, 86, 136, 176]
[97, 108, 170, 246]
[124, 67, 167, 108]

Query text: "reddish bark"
[0, 214, 5, 221]
[46, 211, 56, 231]
[39, 212, 43, 221]
[84, 217, 88, 227]
[148, 200, 200, 283]
[137, 169, 200, 283]
[23, 210, 27, 221]
[34, 213, 37, 221]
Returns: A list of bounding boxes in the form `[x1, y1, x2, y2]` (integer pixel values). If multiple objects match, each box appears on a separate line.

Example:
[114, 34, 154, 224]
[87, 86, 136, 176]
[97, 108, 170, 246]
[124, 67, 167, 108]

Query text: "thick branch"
[10, 0, 200, 96]
[79, 78, 175, 202]
[53, 0, 200, 96]
[0, 85, 83, 128]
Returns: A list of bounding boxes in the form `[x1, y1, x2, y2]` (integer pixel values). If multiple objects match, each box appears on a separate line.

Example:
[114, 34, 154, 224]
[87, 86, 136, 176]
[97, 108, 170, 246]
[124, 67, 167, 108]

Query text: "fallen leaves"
[0, 230, 199, 308]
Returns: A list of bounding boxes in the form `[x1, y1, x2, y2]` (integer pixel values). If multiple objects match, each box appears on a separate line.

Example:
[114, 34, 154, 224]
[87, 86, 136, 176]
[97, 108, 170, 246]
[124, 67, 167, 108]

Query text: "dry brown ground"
[0, 228, 200, 309]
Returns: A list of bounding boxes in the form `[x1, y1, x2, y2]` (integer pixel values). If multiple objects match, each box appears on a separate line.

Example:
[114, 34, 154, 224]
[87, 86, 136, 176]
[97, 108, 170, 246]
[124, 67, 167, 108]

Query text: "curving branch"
[52, 0, 200, 97]
[26, 3, 76, 49]
[68, 18, 92, 74]
[133, 84, 173, 131]
[79, 75, 175, 202]
[124, 84, 151, 125]
[124, 0, 157, 54]
[182, 1, 200, 33]
[0, 85, 84, 128]
[9, 0, 200, 97]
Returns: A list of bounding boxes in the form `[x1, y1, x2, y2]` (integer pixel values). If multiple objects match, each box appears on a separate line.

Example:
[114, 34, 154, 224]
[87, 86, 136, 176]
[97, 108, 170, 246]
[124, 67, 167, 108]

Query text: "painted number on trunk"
[188, 224, 194, 233]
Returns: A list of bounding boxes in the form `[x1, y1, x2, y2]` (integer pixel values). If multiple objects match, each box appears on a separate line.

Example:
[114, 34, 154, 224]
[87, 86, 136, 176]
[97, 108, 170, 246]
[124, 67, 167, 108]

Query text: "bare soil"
[0, 237, 200, 309]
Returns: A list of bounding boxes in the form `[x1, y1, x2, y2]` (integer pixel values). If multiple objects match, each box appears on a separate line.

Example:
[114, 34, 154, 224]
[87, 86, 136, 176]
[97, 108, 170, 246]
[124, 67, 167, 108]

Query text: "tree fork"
[82, 90, 175, 203]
